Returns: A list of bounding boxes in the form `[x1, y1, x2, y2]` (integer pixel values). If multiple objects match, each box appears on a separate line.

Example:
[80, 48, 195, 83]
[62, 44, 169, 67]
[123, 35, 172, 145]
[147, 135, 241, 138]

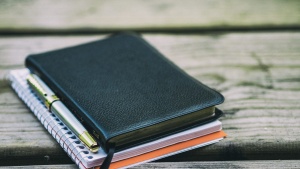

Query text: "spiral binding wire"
[9, 69, 95, 169]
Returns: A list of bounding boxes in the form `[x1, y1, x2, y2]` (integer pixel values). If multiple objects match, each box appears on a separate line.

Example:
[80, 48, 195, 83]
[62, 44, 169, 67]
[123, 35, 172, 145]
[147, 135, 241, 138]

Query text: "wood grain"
[1, 161, 300, 169]
[0, 0, 300, 33]
[0, 32, 300, 165]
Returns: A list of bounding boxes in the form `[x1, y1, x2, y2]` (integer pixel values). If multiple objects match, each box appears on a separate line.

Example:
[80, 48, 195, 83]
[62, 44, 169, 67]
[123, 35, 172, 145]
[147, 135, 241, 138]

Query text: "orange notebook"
[98, 131, 226, 169]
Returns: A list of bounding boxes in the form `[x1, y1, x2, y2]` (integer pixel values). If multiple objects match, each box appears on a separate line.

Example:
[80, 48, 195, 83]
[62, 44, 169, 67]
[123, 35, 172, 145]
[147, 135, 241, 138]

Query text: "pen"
[27, 74, 99, 153]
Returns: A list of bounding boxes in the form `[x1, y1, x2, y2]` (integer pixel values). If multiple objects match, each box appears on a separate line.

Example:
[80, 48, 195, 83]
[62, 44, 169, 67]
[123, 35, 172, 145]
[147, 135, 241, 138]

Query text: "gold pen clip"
[27, 74, 59, 109]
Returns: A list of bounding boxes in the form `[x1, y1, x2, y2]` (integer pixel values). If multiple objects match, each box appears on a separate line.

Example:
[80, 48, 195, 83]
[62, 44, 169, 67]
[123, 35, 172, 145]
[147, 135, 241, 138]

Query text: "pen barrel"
[27, 73, 99, 152]
[51, 101, 86, 136]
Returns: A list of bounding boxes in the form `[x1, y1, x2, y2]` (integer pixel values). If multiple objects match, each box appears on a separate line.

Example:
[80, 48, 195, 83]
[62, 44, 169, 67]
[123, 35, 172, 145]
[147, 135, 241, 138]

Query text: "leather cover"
[25, 33, 224, 152]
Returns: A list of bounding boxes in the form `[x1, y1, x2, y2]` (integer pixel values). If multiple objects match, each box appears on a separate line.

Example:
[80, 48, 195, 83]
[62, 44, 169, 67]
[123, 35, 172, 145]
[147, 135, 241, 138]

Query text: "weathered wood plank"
[1, 161, 300, 169]
[0, 0, 300, 33]
[0, 32, 300, 165]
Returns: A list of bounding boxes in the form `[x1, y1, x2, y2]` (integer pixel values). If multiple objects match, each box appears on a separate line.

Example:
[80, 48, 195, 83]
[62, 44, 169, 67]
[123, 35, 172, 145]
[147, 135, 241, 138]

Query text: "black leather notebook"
[25, 33, 224, 153]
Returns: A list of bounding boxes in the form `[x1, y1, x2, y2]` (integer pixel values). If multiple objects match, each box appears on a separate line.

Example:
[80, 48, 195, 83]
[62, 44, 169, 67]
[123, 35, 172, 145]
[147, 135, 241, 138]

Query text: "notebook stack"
[9, 33, 226, 169]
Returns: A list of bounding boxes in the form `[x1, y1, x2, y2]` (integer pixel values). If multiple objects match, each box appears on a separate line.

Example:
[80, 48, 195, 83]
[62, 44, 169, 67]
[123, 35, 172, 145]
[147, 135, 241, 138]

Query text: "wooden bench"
[1, 0, 300, 168]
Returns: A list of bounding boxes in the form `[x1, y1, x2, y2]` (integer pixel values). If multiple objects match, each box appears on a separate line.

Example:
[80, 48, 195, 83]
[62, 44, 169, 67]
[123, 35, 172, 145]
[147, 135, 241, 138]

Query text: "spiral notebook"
[9, 68, 226, 169]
